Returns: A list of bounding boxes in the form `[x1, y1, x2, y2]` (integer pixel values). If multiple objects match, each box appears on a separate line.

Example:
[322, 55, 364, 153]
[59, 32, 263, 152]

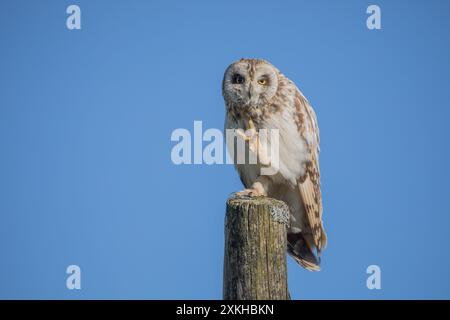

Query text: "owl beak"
[248, 85, 256, 105]
[247, 84, 258, 105]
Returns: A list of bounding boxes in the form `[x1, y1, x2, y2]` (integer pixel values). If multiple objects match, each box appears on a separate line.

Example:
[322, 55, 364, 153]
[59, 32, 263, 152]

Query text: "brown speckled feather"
[295, 90, 327, 253]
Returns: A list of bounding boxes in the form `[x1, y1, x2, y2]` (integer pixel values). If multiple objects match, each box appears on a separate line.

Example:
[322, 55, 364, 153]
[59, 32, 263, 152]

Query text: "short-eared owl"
[222, 58, 327, 271]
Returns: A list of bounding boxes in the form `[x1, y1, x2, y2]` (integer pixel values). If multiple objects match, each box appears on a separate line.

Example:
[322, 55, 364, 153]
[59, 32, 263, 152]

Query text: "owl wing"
[295, 90, 327, 252]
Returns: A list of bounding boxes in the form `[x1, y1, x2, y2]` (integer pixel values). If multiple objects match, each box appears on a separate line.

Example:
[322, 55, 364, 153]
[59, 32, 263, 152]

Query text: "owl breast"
[225, 102, 309, 188]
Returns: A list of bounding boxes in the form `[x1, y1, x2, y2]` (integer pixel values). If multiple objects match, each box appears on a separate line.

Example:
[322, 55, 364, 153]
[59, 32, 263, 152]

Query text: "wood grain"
[223, 195, 290, 300]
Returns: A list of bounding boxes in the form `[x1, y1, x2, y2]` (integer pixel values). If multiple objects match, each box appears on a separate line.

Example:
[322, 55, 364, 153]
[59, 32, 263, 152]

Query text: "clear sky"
[1, 0, 450, 299]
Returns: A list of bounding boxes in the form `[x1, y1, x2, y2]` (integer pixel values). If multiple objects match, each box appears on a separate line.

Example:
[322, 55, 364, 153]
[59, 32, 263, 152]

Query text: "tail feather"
[287, 232, 321, 271]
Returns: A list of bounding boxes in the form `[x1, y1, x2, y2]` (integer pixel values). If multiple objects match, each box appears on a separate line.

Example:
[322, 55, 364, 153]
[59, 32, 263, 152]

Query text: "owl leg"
[235, 119, 271, 166]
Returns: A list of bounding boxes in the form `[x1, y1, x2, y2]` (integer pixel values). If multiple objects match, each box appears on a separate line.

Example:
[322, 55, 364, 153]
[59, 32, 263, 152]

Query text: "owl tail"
[287, 232, 321, 271]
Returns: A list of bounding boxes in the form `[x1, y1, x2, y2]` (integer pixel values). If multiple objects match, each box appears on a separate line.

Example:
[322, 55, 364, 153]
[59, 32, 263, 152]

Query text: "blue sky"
[1, 0, 450, 299]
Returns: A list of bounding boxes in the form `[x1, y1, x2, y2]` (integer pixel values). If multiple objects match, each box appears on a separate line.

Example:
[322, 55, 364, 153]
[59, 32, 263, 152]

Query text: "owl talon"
[236, 129, 251, 142]
[248, 119, 255, 130]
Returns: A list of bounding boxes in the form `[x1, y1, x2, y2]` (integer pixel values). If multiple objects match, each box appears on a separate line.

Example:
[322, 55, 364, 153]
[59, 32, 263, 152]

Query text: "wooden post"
[223, 195, 290, 300]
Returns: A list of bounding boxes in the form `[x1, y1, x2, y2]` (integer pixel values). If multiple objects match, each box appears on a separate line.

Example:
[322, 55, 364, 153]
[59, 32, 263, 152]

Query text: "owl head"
[222, 58, 279, 108]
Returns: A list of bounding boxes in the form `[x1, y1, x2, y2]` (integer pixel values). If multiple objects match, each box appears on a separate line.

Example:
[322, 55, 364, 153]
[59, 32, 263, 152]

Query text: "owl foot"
[235, 119, 257, 144]
[235, 180, 268, 198]
[235, 188, 265, 197]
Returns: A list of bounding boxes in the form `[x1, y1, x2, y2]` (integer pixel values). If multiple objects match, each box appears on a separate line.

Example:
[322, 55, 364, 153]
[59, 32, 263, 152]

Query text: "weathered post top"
[223, 195, 290, 300]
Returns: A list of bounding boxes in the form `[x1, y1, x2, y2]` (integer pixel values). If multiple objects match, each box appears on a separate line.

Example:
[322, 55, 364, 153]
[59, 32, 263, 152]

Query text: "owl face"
[222, 59, 279, 108]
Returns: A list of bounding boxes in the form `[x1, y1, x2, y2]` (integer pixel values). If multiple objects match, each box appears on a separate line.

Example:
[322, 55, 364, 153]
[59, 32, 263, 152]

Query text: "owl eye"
[232, 74, 245, 84]
[257, 78, 267, 85]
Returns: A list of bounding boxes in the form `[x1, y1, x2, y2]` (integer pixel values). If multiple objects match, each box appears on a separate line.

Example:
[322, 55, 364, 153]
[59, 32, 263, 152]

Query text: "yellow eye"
[257, 79, 267, 85]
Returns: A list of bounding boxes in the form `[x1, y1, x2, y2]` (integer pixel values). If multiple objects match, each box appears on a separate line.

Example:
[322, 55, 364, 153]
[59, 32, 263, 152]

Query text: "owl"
[222, 58, 327, 271]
